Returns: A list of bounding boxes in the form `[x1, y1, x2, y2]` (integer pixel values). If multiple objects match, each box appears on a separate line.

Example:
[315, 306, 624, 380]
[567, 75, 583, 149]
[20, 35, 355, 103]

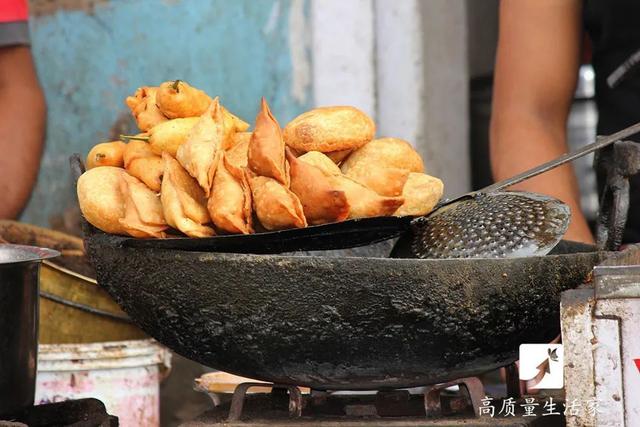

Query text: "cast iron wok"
[85, 231, 610, 390]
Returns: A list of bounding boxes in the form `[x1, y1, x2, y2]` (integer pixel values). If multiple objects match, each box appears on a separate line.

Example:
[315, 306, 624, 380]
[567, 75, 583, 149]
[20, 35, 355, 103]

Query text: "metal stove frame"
[562, 247, 640, 426]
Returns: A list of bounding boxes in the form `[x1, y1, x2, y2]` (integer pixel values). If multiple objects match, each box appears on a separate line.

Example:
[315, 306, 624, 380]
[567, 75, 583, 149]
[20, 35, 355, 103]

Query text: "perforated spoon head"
[408, 192, 570, 259]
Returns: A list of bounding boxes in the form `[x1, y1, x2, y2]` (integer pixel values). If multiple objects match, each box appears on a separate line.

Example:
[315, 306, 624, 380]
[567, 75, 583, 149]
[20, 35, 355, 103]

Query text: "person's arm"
[491, 0, 594, 243]
[0, 45, 46, 219]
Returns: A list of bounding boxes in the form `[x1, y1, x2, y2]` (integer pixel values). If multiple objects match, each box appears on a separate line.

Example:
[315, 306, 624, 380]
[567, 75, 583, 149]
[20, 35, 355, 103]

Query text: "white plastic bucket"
[35, 339, 171, 427]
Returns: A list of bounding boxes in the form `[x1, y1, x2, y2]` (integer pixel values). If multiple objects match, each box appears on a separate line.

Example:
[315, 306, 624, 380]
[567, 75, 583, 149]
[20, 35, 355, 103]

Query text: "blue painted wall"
[23, 0, 311, 227]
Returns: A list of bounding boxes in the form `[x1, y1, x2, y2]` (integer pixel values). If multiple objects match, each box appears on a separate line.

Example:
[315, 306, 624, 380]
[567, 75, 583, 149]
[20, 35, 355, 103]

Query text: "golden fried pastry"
[176, 98, 225, 196]
[341, 137, 424, 174]
[326, 174, 404, 219]
[161, 153, 215, 237]
[249, 174, 307, 230]
[223, 107, 250, 132]
[207, 153, 253, 234]
[229, 131, 252, 149]
[127, 117, 199, 157]
[297, 151, 342, 176]
[123, 140, 163, 192]
[77, 166, 128, 235]
[125, 86, 168, 131]
[286, 149, 348, 225]
[325, 149, 353, 164]
[125, 87, 147, 112]
[118, 173, 167, 238]
[283, 106, 375, 153]
[221, 108, 250, 150]
[156, 80, 212, 119]
[86, 141, 126, 169]
[225, 137, 249, 169]
[345, 166, 410, 197]
[248, 98, 288, 185]
[394, 173, 444, 217]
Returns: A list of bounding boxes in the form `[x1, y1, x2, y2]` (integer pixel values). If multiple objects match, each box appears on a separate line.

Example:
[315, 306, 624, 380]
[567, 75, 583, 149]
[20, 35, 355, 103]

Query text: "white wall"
[374, 0, 425, 165]
[419, 0, 470, 196]
[310, 0, 376, 118]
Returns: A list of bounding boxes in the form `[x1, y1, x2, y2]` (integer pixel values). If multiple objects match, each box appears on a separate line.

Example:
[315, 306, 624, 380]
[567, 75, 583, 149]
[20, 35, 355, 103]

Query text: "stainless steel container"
[0, 244, 58, 415]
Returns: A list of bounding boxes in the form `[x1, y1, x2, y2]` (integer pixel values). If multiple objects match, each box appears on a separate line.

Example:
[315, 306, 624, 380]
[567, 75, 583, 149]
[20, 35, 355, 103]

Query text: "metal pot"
[0, 244, 59, 415]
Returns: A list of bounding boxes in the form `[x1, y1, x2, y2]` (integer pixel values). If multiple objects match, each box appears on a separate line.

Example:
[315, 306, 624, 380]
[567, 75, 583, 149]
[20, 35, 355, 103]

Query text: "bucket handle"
[39, 291, 133, 323]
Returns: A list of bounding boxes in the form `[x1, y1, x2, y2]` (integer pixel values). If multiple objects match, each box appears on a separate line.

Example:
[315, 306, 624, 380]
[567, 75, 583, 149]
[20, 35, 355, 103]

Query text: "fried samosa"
[345, 166, 410, 197]
[86, 141, 126, 169]
[229, 131, 252, 149]
[118, 173, 167, 238]
[125, 86, 168, 131]
[326, 174, 404, 219]
[223, 130, 252, 171]
[286, 149, 348, 225]
[123, 140, 164, 192]
[248, 98, 288, 185]
[394, 173, 444, 217]
[283, 106, 375, 153]
[297, 151, 342, 176]
[249, 174, 307, 230]
[176, 98, 225, 196]
[341, 137, 424, 174]
[223, 108, 250, 132]
[207, 153, 253, 234]
[225, 136, 249, 169]
[161, 153, 215, 237]
[156, 80, 212, 119]
[77, 166, 128, 235]
[221, 108, 250, 150]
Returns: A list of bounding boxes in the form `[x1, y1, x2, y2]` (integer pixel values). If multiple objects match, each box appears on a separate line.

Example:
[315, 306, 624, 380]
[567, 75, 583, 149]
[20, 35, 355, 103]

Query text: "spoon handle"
[482, 121, 640, 192]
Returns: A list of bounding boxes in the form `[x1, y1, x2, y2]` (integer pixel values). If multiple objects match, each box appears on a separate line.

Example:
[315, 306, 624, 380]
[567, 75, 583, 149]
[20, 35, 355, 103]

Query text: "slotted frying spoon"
[402, 121, 640, 258]
[71, 121, 640, 257]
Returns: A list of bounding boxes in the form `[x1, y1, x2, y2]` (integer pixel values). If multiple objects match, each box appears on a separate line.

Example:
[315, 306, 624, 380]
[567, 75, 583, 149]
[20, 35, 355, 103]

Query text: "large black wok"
[85, 232, 614, 390]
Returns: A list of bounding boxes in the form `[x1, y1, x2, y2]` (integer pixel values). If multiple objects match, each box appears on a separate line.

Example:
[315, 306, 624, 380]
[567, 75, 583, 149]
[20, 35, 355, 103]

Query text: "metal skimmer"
[409, 121, 640, 259]
[411, 192, 569, 259]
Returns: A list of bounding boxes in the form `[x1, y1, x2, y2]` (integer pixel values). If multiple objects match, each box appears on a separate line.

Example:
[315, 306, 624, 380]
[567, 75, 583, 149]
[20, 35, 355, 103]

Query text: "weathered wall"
[23, 0, 311, 227]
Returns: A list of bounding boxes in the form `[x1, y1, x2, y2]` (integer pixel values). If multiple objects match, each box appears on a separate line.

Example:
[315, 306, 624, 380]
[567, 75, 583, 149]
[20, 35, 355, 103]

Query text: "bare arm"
[491, 0, 593, 243]
[0, 46, 46, 219]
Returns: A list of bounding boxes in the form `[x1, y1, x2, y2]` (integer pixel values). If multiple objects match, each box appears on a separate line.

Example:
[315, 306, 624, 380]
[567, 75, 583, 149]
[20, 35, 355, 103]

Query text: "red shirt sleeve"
[0, 0, 29, 23]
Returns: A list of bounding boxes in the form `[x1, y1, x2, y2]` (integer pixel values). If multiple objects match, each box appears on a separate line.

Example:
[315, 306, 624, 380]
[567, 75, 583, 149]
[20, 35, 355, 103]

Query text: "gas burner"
[184, 372, 564, 426]
[219, 377, 484, 421]
[0, 398, 117, 427]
